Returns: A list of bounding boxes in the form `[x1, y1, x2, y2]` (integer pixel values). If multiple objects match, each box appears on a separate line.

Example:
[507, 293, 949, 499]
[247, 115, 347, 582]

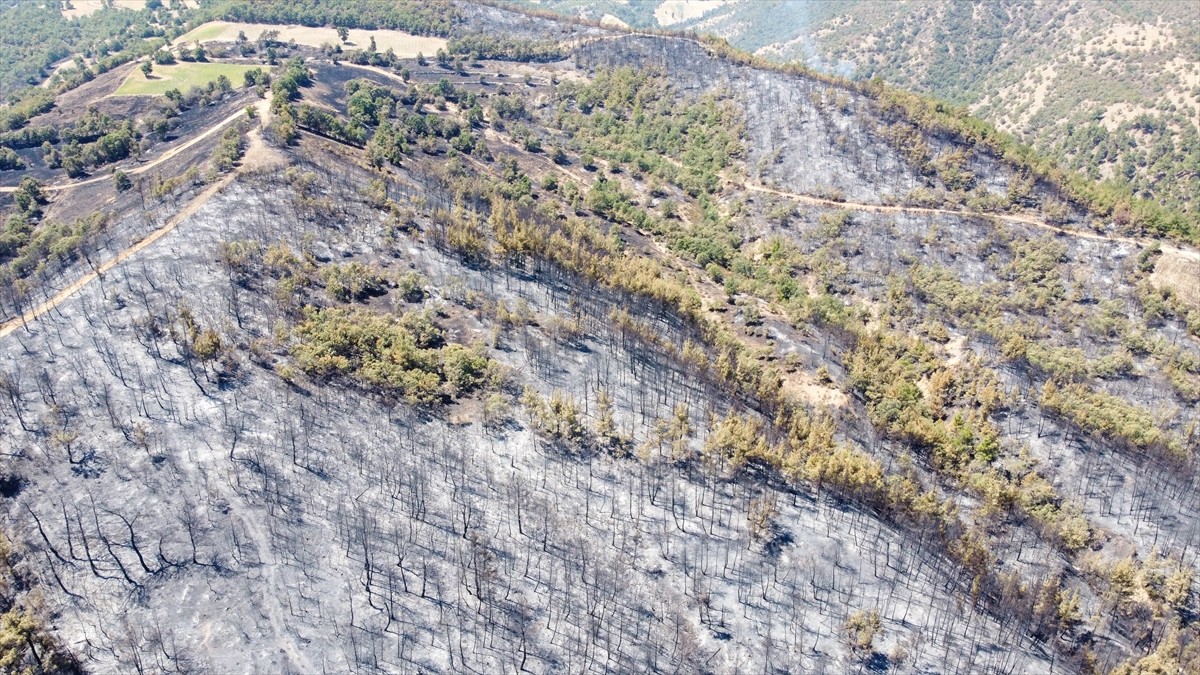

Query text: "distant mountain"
[505, 0, 1200, 212]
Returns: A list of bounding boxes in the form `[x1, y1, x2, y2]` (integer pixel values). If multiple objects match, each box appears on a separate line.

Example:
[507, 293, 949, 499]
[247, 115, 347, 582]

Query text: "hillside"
[0, 1, 1197, 673]
[505, 0, 1200, 214]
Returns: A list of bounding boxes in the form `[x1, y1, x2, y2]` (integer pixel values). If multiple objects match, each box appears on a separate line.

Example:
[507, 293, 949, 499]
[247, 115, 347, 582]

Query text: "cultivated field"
[114, 61, 262, 96]
[175, 20, 447, 57]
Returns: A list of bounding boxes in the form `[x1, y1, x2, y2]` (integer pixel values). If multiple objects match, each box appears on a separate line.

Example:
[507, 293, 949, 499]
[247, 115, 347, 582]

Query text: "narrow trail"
[0, 99, 271, 340]
[742, 182, 1200, 263]
[0, 103, 251, 194]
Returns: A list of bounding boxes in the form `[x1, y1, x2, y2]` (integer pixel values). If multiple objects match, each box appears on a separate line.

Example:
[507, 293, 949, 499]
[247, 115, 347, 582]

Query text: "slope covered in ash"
[0, 2, 1197, 673]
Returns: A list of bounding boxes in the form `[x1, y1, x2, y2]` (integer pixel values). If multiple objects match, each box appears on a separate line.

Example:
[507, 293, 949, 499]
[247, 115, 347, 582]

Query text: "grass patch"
[114, 61, 261, 96]
[175, 22, 227, 43]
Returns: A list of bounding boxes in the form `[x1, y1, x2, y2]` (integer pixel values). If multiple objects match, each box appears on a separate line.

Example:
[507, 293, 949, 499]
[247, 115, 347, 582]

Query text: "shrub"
[320, 262, 386, 302]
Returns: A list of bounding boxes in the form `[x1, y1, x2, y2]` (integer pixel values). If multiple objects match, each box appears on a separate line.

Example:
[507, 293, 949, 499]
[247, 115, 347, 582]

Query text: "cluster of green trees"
[214, 230, 503, 405]
[171, 303, 227, 365]
[1111, 626, 1200, 675]
[342, 42, 404, 71]
[1055, 113, 1200, 213]
[210, 124, 244, 172]
[295, 104, 366, 146]
[520, 387, 588, 448]
[345, 79, 395, 125]
[1095, 549, 1198, 673]
[347, 78, 480, 163]
[291, 307, 503, 405]
[199, 0, 457, 37]
[216, 236, 315, 302]
[0, 146, 21, 170]
[1, 97, 150, 176]
[1003, 236, 1067, 312]
[841, 325, 1099, 552]
[42, 108, 139, 177]
[1040, 380, 1186, 463]
[319, 261, 386, 302]
[1, 206, 108, 284]
[849, 332, 1004, 469]
[0, 89, 55, 132]
[446, 34, 564, 63]
[266, 58, 313, 144]
[0, 124, 60, 152]
[553, 67, 741, 198]
[0, 147, 22, 171]
[0, 0, 178, 97]
[894, 228, 1194, 434]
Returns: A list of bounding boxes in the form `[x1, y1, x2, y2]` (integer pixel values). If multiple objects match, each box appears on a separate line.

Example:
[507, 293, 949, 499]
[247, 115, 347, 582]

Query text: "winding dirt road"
[742, 182, 1199, 264]
[0, 172, 237, 339]
[0, 103, 253, 194]
[0, 99, 270, 340]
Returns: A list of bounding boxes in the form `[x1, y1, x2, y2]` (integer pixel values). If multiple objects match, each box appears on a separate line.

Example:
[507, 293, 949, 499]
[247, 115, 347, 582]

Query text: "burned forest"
[0, 1, 1197, 673]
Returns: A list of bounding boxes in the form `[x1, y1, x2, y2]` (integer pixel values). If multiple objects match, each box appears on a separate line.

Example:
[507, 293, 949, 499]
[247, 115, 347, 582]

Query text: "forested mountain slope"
[0, 1, 1197, 673]
[504, 0, 1200, 214]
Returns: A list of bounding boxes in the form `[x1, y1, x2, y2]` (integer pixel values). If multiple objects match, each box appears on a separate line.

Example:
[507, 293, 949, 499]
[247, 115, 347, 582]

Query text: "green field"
[114, 61, 261, 96]
[175, 22, 227, 43]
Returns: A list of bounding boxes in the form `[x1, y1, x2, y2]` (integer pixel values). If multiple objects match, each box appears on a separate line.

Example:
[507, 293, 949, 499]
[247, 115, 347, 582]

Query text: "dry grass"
[1151, 252, 1200, 312]
[61, 0, 145, 19]
[175, 21, 447, 57]
[61, 0, 198, 18]
[784, 373, 849, 409]
[600, 14, 629, 29]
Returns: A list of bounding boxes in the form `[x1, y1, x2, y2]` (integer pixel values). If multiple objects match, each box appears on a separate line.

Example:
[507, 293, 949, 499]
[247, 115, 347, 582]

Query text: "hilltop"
[506, 0, 1200, 214]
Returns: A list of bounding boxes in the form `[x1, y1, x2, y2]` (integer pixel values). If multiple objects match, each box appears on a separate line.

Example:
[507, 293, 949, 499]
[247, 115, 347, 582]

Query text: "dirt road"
[0, 99, 272, 340]
[0, 172, 236, 339]
[0, 102, 254, 194]
[742, 182, 1200, 263]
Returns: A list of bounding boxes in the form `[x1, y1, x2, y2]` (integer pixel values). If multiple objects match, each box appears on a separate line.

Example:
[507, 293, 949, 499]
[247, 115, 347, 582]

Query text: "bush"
[0, 147, 24, 170]
[842, 609, 882, 658]
[113, 170, 132, 192]
[395, 271, 427, 303]
[320, 262, 385, 302]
